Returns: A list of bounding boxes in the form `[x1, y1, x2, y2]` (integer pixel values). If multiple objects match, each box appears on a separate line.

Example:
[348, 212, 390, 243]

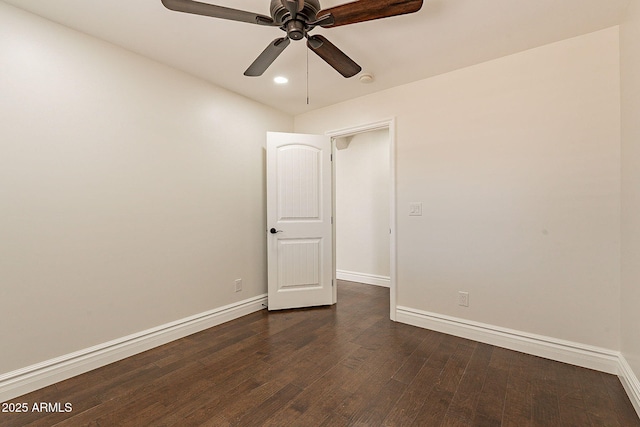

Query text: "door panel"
[277, 145, 321, 220]
[267, 132, 333, 310]
[278, 238, 321, 289]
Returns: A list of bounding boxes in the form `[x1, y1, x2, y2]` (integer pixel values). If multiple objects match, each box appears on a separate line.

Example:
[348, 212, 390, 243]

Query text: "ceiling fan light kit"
[161, 0, 423, 78]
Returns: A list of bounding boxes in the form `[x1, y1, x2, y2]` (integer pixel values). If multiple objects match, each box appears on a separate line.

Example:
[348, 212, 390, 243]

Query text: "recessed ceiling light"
[274, 76, 289, 84]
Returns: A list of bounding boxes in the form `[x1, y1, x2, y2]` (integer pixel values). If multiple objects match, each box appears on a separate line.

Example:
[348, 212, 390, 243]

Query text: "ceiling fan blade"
[306, 35, 361, 78]
[161, 0, 276, 26]
[244, 37, 291, 77]
[318, 0, 423, 28]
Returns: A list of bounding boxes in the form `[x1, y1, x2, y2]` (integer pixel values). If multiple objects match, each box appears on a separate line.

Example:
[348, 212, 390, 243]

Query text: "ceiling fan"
[161, 0, 423, 78]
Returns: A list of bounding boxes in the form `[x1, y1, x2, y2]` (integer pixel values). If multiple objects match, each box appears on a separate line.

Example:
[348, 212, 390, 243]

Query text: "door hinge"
[332, 279, 334, 287]
[330, 154, 333, 161]
[331, 216, 333, 224]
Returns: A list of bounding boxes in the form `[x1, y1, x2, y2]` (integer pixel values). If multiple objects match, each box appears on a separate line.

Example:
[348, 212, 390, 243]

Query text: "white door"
[266, 131, 333, 310]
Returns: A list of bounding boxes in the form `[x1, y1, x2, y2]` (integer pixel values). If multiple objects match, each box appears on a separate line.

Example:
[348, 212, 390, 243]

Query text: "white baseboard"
[336, 270, 390, 288]
[396, 306, 620, 374]
[0, 294, 267, 403]
[618, 355, 640, 418]
[396, 305, 640, 417]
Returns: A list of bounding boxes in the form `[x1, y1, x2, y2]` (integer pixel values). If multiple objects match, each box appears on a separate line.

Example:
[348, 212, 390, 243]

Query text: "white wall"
[296, 27, 621, 350]
[621, 0, 640, 388]
[335, 130, 390, 280]
[0, 3, 292, 374]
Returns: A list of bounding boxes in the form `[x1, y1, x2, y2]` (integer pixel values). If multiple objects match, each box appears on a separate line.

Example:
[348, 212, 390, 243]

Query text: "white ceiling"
[3, 0, 631, 115]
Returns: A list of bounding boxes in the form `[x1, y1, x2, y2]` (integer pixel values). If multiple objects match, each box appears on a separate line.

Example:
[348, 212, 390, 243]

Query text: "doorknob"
[269, 228, 283, 234]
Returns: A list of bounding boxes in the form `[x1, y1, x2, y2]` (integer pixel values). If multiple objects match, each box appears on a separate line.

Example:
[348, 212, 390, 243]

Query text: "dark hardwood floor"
[2, 281, 638, 426]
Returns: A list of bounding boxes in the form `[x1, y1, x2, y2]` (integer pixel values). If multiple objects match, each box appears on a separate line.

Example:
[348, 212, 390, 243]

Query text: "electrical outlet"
[234, 279, 242, 293]
[458, 291, 469, 307]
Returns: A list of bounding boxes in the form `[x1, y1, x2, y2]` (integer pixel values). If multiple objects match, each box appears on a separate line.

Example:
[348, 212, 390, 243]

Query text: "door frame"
[326, 118, 397, 321]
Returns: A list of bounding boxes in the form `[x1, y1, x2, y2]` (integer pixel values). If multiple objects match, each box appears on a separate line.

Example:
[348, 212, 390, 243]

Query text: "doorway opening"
[327, 119, 397, 320]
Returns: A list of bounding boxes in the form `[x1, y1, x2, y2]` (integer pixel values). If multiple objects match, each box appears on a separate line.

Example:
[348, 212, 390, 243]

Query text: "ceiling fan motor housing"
[286, 20, 306, 40]
[270, 0, 321, 28]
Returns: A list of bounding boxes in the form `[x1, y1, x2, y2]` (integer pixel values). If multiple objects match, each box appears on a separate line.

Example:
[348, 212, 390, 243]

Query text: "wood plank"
[391, 328, 439, 385]
[530, 356, 561, 427]
[382, 333, 448, 426]
[553, 363, 592, 427]
[501, 352, 534, 427]
[441, 342, 494, 426]
[580, 368, 625, 426]
[601, 373, 640, 427]
[411, 339, 477, 426]
[471, 346, 514, 427]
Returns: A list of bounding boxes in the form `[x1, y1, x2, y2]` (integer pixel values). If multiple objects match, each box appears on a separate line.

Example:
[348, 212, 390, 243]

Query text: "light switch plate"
[409, 202, 423, 216]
